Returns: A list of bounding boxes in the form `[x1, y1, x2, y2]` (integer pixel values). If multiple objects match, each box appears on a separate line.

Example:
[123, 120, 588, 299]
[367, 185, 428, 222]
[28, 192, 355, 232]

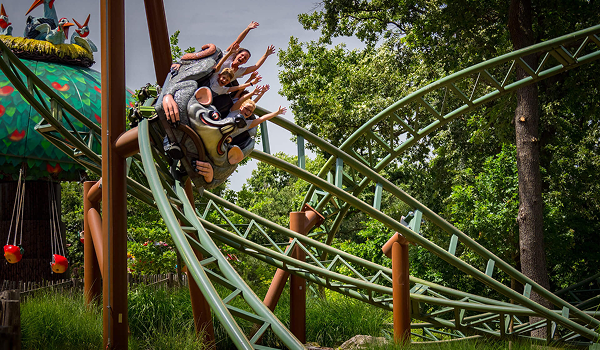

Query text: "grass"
[21, 291, 103, 350]
[306, 291, 391, 347]
[371, 338, 552, 349]
[20, 286, 556, 350]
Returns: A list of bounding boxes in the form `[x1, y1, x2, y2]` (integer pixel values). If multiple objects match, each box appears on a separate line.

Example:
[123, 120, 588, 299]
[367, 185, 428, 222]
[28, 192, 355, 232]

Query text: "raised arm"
[248, 106, 287, 129]
[226, 74, 261, 93]
[214, 43, 238, 73]
[243, 45, 275, 75]
[253, 84, 270, 104]
[231, 87, 260, 112]
[233, 71, 260, 99]
[226, 21, 259, 52]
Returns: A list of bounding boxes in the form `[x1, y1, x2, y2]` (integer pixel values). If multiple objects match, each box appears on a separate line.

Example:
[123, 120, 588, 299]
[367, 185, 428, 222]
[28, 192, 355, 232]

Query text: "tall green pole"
[101, 0, 128, 348]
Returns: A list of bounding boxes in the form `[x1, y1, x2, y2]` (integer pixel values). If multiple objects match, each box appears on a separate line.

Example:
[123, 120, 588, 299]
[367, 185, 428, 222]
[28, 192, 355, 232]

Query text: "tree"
[281, 0, 600, 328]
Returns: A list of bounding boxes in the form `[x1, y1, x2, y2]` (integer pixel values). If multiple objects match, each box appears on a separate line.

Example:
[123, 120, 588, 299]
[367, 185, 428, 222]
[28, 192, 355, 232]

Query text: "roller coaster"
[1, 14, 599, 350]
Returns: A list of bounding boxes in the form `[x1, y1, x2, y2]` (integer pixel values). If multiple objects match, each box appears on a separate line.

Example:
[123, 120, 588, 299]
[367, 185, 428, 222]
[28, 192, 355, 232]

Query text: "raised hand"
[248, 21, 259, 30]
[277, 106, 287, 115]
[229, 42, 240, 54]
[251, 75, 262, 85]
[265, 45, 276, 56]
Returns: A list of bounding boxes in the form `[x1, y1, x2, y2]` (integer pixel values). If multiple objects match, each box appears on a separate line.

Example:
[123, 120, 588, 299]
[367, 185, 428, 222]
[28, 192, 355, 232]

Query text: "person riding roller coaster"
[156, 44, 286, 191]
[156, 44, 244, 190]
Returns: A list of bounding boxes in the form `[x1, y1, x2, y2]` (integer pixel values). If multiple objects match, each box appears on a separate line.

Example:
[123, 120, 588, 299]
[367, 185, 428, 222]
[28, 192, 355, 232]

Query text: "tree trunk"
[509, 0, 551, 338]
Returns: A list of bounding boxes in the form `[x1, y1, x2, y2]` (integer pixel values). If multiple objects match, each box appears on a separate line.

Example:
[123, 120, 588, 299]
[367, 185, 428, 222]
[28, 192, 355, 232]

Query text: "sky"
[5, 0, 363, 191]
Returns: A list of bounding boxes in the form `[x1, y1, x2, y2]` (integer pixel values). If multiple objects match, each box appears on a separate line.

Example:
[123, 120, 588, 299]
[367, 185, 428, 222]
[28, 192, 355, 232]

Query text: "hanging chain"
[7, 166, 25, 246]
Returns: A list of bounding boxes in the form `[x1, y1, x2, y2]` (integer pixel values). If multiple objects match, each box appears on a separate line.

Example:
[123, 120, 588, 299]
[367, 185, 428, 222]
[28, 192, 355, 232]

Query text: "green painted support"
[373, 182, 383, 210]
[297, 135, 305, 169]
[523, 284, 532, 299]
[485, 260, 495, 277]
[260, 122, 271, 154]
[409, 210, 422, 233]
[335, 158, 343, 188]
[448, 235, 459, 256]
[139, 120, 304, 350]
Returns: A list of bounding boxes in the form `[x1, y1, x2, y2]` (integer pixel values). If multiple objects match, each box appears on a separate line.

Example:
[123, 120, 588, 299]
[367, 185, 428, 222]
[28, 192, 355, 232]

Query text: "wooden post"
[382, 232, 411, 344]
[1, 290, 21, 350]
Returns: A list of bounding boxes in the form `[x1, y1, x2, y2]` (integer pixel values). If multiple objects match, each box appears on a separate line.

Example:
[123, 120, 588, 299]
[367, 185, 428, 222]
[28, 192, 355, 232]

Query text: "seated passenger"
[232, 72, 263, 103]
[209, 44, 261, 98]
[220, 87, 287, 165]
[178, 21, 275, 81]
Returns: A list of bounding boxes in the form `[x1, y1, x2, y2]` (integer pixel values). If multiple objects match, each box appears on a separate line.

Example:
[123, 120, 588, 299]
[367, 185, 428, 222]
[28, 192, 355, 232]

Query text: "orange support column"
[383, 232, 411, 344]
[83, 181, 101, 306]
[101, 0, 128, 348]
[262, 205, 323, 344]
[289, 212, 307, 343]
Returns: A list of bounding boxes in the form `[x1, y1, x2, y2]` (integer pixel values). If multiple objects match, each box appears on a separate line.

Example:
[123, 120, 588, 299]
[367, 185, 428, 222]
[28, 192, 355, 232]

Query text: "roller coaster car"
[151, 44, 255, 190]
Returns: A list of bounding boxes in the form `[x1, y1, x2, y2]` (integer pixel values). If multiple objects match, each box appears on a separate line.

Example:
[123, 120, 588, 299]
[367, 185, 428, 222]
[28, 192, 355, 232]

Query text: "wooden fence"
[0, 289, 20, 350]
[1, 273, 190, 296]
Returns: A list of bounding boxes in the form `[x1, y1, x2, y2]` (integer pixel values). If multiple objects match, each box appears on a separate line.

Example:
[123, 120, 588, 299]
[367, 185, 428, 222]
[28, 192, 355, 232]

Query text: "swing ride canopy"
[0, 57, 136, 180]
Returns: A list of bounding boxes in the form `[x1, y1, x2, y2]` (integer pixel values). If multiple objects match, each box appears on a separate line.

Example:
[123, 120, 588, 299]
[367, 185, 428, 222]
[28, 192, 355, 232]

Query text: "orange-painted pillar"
[262, 205, 323, 344]
[383, 232, 411, 344]
[83, 181, 101, 306]
[101, 0, 128, 348]
[143, 0, 172, 83]
[289, 212, 307, 343]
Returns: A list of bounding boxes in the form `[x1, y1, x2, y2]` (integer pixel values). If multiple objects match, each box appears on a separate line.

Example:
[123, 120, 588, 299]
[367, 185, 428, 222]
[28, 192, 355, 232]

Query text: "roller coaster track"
[1, 24, 599, 348]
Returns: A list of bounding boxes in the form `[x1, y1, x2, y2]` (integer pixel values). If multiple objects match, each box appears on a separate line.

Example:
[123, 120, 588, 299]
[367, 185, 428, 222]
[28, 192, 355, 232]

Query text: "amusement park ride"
[1, 0, 600, 349]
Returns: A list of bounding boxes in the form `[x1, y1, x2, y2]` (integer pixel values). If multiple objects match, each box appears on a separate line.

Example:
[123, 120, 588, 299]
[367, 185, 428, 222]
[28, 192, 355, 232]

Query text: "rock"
[338, 335, 388, 349]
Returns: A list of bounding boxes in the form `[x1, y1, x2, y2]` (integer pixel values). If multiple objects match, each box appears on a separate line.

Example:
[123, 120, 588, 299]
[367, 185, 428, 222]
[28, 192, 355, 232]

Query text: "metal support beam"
[101, 0, 128, 348]
[114, 127, 140, 158]
[83, 181, 102, 306]
[143, 0, 172, 83]
[88, 208, 105, 276]
[289, 212, 307, 343]
[383, 233, 411, 344]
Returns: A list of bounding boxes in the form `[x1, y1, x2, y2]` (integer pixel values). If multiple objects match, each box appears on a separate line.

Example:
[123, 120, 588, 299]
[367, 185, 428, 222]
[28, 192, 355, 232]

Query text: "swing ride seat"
[3, 245, 23, 264]
[51, 254, 68, 274]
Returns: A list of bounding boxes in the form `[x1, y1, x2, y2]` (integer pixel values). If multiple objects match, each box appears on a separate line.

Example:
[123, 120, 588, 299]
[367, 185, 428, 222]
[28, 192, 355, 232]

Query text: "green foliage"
[170, 30, 196, 62]
[127, 286, 196, 338]
[278, 38, 436, 153]
[283, 0, 600, 296]
[21, 292, 103, 350]
[61, 182, 85, 275]
[306, 291, 391, 347]
[335, 219, 393, 270]
[446, 144, 519, 269]
[225, 152, 326, 228]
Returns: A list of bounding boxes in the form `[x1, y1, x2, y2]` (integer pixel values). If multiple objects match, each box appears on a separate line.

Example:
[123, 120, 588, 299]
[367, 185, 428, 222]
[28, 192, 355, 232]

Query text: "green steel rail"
[139, 119, 305, 350]
[2, 25, 600, 347]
